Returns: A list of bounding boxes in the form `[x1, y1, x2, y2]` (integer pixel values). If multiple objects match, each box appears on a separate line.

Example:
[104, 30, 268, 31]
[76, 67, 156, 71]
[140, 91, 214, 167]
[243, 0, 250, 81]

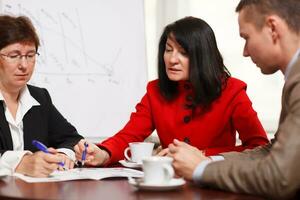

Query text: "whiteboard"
[0, 0, 148, 137]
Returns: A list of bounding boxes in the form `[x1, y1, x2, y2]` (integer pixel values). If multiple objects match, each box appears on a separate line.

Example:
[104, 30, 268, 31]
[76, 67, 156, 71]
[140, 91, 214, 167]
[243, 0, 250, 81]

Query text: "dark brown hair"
[0, 15, 40, 51]
[236, 0, 300, 33]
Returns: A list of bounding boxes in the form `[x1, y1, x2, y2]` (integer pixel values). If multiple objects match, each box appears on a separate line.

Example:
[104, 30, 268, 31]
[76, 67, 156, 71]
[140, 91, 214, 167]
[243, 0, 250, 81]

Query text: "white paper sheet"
[14, 167, 144, 183]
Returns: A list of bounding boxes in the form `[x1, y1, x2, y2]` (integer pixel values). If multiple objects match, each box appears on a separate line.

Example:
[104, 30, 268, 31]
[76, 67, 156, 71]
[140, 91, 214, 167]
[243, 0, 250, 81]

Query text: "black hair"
[158, 16, 230, 108]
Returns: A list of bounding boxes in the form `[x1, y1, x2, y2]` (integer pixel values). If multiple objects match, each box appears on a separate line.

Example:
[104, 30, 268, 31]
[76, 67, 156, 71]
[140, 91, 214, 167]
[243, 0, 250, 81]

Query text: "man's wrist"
[210, 155, 225, 161]
[192, 160, 213, 184]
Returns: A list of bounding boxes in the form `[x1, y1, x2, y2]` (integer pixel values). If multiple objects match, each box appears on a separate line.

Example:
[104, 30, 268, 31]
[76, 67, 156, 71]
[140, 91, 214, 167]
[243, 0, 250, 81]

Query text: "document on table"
[14, 167, 144, 183]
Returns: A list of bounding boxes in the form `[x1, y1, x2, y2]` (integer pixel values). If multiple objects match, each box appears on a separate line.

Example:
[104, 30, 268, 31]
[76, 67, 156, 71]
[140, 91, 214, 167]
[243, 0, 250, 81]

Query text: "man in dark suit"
[169, 0, 300, 199]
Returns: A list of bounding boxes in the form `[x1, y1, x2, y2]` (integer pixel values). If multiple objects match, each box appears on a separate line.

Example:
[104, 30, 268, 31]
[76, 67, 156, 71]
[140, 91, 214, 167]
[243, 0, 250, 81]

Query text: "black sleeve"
[43, 88, 84, 150]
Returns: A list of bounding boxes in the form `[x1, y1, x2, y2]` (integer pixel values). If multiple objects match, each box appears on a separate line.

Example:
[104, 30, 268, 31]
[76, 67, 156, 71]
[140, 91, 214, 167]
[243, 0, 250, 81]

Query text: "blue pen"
[32, 140, 65, 167]
[81, 142, 88, 166]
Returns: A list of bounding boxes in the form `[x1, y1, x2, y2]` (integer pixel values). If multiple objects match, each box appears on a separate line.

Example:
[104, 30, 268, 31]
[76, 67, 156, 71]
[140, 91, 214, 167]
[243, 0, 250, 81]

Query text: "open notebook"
[14, 167, 143, 183]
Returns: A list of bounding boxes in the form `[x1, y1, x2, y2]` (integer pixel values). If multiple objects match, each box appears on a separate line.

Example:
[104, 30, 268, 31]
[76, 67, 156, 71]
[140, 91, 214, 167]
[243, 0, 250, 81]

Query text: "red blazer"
[99, 78, 269, 164]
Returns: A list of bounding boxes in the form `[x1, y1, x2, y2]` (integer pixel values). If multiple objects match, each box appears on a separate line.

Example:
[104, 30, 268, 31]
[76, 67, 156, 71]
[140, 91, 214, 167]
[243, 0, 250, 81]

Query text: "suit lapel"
[282, 57, 300, 106]
[279, 56, 300, 125]
[0, 102, 13, 150]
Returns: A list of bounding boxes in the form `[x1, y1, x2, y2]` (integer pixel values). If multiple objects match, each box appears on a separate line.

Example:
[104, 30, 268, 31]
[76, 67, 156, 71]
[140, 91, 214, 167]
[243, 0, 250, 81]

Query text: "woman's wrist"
[99, 149, 110, 166]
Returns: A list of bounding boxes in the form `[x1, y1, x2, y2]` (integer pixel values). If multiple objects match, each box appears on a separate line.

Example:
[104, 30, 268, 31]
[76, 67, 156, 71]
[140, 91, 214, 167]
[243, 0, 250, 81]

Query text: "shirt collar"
[285, 48, 300, 81]
[18, 86, 40, 108]
[0, 85, 40, 124]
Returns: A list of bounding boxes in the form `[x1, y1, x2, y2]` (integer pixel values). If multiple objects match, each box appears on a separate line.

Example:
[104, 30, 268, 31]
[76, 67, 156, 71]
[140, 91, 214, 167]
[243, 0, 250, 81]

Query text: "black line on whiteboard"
[40, 8, 58, 24]
[3, 3, 123, 82]
[76, 9, 88, 68]
[59, 13, 68, 66]
[110, 48, 122, 75]
[37, 10, 48, 65]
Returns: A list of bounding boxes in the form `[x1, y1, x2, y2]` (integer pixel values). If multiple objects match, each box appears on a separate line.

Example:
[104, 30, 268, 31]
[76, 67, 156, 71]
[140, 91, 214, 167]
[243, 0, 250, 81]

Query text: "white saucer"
[119, 160, 142, 168]
[128, 177, 186, 191]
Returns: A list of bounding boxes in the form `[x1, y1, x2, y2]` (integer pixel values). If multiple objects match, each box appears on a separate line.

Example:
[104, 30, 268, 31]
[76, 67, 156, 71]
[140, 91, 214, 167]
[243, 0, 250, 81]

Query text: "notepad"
[14, 167, 144, 183]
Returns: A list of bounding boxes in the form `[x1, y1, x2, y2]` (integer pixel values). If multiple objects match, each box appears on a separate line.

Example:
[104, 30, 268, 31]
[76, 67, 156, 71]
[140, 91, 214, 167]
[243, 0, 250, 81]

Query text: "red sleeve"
[98, 83, 155, 165]
[205, 88, 269, 156]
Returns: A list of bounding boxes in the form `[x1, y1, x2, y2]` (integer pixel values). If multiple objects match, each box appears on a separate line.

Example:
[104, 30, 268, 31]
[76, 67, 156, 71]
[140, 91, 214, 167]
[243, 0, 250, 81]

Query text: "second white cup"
[142, 156, 174, 185]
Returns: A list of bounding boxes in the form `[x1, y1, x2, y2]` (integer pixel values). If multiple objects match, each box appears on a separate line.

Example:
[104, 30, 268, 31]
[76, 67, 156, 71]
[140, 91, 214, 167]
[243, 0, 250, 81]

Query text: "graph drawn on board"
[2, 2, 126, 84]
[0, 0, 148, 137]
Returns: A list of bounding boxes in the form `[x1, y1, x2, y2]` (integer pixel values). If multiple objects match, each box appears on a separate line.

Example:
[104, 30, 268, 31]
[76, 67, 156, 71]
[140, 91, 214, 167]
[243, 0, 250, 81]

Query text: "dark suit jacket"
[0, 85, 83, 154]
[201, 57, 300, 199]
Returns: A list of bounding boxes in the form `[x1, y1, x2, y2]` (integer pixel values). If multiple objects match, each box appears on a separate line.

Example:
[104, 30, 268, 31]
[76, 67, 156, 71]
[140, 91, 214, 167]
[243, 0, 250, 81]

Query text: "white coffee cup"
[142, 156, 174, 185]
[124, 142, 154, 163]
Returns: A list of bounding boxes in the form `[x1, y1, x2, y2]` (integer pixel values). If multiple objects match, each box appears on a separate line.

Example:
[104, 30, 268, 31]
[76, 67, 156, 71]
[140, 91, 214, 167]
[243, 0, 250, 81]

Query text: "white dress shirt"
[0, 86, 75, 174]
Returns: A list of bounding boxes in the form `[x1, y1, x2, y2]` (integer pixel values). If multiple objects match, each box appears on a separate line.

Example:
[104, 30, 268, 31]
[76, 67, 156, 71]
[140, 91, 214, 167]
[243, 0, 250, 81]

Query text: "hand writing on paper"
[15, 148, 65, 177]
[74, 139, 110, 166]
[168, 139, 210, 180]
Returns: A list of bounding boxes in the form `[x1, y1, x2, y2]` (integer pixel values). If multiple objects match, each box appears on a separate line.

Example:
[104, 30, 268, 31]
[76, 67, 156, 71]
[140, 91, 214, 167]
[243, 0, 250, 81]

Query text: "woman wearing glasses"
[0, 15, 83, 177]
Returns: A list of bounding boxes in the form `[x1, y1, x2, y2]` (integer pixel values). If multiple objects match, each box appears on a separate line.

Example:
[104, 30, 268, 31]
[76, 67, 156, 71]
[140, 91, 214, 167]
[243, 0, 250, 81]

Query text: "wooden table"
[0, 176, 264, 200]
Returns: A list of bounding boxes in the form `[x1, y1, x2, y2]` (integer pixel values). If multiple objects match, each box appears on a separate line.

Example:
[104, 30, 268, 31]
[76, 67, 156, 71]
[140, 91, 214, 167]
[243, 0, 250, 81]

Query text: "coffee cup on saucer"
[142, 156, 174, 185]
[124, 142, 154, 164]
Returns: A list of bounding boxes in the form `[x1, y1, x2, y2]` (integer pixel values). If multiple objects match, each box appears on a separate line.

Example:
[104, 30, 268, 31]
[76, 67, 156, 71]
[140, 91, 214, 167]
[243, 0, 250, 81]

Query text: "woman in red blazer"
[75, 16, 269, 166]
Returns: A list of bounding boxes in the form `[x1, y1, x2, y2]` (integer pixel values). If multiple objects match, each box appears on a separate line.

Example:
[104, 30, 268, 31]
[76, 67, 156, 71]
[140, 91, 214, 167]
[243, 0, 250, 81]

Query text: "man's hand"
[168, 139, 211, 180]
[74, 139, 110, 166]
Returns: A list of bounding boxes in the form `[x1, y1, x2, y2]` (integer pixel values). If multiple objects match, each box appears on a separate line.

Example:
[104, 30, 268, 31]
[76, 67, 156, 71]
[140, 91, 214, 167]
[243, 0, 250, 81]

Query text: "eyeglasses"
[0, 52, 39, 63]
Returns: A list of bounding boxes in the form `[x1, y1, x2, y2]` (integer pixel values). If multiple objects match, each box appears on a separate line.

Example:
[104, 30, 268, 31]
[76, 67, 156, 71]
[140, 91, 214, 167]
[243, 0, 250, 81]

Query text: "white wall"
[144, 0, 283, 135]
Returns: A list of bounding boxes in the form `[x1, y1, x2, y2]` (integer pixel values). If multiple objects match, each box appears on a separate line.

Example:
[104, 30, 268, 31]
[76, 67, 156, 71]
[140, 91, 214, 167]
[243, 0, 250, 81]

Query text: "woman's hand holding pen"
[36, 147, 75, 171]
[15, 148, 65, 177]
[74, 139, 110, 167]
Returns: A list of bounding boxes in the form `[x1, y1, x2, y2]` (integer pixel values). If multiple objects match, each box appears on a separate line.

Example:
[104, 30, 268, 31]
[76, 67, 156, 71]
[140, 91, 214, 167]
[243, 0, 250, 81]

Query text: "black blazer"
[0, 85, 83, 154]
